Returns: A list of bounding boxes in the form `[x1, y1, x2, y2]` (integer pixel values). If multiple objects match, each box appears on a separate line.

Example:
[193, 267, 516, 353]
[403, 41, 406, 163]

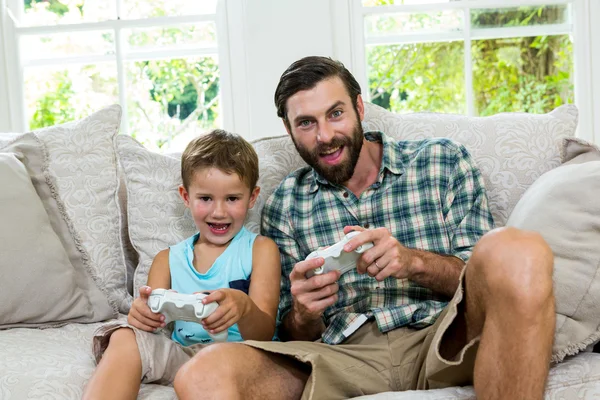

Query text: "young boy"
[83, 130, 281, 399]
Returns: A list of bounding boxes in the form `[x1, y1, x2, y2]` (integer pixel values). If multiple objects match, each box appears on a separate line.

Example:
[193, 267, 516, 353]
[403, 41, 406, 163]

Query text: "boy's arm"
[146, 249, 171, 290]
[235, 236, 281, 340]
[127, 249, 171, 331]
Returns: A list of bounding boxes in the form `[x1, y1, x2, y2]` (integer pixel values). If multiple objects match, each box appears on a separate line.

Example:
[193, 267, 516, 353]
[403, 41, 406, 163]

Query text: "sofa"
[1, 102, 599, 399]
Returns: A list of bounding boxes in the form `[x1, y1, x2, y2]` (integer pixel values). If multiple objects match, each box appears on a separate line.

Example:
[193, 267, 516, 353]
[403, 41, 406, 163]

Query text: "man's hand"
[343, 225, 415, 282]
[200, 289, 251, 334]
[289, 257, 341, 327]
[127, 286, 166, 332]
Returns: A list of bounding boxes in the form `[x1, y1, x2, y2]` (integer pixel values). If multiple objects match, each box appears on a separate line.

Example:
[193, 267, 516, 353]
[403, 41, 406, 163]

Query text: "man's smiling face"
[285, 76, 364, 185]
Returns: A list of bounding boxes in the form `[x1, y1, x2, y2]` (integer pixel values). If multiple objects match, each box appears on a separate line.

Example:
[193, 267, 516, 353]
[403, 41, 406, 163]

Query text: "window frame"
[1, 0, 234, 137]
[345, 0, 595, 142]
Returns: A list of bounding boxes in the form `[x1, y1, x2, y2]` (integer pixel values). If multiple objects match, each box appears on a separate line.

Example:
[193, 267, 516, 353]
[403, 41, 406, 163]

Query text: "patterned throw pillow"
[361, 103, 578, 226]
[0, 135, 116, 327]
[35, 105, 132, 312]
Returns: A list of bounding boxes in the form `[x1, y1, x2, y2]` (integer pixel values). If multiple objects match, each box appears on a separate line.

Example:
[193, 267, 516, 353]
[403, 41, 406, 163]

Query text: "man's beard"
[291, 120, 364, 185]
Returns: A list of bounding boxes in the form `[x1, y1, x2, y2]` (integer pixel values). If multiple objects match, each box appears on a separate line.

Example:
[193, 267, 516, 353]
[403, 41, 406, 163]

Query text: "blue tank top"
[169, 227, 257, 346]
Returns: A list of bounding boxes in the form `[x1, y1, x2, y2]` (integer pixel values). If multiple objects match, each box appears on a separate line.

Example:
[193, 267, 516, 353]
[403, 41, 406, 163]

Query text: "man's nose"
[317, 122, 335, 143]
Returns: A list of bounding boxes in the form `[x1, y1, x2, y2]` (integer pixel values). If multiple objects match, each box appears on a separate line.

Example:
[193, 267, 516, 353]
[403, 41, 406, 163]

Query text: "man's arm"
[261, 182, 337, 341]
[346, 143, 493, 297]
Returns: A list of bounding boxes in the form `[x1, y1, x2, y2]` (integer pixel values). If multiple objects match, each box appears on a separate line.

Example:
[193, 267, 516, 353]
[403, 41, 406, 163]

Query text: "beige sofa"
[1, 102, 599, 399]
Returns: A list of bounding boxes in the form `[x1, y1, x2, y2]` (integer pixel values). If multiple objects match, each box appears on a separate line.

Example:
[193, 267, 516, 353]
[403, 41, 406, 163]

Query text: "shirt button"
[343, 192, 349, 198]
[364, 223, 370, 229]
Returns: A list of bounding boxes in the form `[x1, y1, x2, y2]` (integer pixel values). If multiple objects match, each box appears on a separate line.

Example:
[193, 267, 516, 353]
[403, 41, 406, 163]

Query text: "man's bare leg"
[453, 227, 555, 400]
[82, 328, 143, 400]
[174, 343, 309, 400]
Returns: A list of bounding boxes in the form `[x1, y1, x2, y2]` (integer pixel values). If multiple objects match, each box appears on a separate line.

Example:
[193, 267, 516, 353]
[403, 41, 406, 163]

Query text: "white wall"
[227, 0, 337, 140]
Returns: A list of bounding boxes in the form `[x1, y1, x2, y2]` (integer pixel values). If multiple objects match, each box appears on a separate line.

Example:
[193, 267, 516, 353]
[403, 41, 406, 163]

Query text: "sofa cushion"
[505, 138, 600, 363]
[361, 103, 578, 227]
[35, 105, 132, 312]
[116, 135, 196, 294]
[0, 136, 116, 328]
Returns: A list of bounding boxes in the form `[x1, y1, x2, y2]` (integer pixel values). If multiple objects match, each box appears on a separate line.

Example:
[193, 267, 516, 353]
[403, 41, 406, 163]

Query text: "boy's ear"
[248, 186, 260, 209]
[179, 185, 190, 206]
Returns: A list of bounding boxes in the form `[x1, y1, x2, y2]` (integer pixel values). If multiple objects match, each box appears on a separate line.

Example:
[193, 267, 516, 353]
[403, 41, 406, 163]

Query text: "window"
[4, 0, 225, 151]
[355, 0, 575, 117]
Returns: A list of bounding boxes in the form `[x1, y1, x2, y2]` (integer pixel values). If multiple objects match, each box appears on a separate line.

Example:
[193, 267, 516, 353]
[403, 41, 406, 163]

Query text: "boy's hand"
[127, 286, 166, 332]
[199, 289, 251, 335]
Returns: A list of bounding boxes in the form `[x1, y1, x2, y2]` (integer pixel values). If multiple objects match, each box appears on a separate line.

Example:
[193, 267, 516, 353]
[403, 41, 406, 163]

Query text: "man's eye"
[299, 120, 312, 127]
[332, 110, 342, 118]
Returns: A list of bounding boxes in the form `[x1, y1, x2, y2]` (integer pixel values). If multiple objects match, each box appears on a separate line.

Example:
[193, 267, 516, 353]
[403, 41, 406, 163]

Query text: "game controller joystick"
[305, 231, 374, 278]
[148, 289, 228, 342]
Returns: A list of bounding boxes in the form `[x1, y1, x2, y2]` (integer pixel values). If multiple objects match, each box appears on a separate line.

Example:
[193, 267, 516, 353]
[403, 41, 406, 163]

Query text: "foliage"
[367, 3, 573, 115]
[24, 0, 219, 152]
[29, 70, 76, 129]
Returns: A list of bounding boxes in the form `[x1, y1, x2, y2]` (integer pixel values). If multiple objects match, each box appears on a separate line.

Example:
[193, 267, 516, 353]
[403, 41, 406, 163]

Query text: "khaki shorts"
[92, 321, 209, 385]
[243, 270, 479, 400]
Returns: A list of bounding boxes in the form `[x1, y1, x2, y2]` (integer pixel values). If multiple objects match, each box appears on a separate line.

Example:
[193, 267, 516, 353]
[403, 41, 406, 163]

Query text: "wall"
[227, 0, 336, 140]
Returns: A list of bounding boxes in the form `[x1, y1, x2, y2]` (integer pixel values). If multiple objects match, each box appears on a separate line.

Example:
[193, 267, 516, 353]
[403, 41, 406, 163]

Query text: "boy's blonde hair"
[181, 129, 259, 191]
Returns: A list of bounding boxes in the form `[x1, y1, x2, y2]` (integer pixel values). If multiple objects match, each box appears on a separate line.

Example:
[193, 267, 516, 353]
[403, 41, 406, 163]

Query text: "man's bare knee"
[470, 227, 554, 310]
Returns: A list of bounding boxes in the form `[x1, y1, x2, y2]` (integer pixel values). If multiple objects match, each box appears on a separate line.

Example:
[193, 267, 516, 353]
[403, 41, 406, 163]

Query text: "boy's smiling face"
[179, 167, 259, 246]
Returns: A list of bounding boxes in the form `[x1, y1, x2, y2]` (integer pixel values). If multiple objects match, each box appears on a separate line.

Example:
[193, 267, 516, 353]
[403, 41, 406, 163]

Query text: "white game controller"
[305, 231, 374, 278]
[148, 288, 228, 342]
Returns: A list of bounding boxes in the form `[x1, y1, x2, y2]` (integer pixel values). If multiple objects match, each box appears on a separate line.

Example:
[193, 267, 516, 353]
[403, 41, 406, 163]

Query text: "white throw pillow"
[35, 105, 132, 312]
[0, 143, 116, 328]
[362, 103, 578, 227]
[506, 138, 600, 363]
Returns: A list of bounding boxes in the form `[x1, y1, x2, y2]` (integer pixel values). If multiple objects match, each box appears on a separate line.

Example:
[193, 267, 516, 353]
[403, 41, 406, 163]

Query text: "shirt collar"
[308, 130, 404, 193]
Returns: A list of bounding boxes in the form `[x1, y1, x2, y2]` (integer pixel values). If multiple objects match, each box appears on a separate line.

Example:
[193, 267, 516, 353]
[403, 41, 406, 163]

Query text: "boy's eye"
[227, 196, 239, 202]
[199, 196, 211, 201]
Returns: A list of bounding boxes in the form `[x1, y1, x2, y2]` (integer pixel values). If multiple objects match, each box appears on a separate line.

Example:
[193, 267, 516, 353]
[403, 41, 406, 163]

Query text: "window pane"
[125, 23, 217, 51]
[20, 31, 114, 62]
[122, 0, 217, 19]
[21, 0, 114, 26]
[471, 5, 569, 28]
[365, 10, 462, 37]
[367, 42, 465, 114]
[24, 64, 118, 130]
[126, 57, 220, 152]
[473, 35, 573, 116]
[363, 0, 453, 6]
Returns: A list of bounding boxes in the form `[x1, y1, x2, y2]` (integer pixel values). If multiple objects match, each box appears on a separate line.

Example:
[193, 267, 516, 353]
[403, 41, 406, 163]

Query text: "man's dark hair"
[274, 56, 362, 125]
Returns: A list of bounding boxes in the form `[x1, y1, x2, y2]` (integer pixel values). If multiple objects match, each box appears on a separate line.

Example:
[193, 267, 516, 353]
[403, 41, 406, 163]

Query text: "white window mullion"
[115, 25, 128, 136]
[573, 0, 594, 142]
[351, 0, 369, 102]
[464, 6, 474, 116]
[3, 0, 26, 131]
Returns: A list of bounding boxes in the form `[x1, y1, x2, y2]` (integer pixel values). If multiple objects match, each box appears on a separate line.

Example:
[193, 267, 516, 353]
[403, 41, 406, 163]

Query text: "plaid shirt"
[261, 132, 494, 345]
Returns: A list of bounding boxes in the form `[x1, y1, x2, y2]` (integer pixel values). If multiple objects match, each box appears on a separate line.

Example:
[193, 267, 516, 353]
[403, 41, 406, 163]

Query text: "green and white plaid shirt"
[261, 132, 494, 345]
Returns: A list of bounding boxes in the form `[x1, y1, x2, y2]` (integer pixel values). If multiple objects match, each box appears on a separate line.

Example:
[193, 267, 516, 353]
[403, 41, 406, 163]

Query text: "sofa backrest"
[246, 102, 578, 231]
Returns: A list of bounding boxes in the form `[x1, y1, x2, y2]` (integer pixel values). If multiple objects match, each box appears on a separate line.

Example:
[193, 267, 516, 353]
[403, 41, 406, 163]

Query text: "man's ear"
[248, 186, 261, 209]
[179, 185, 190, 207]
[356, 94, 365, 121]
[283, 119, 292, 136]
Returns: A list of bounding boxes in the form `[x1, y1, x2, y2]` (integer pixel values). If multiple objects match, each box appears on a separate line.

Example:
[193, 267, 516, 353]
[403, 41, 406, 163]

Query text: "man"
[174, 56, 555, 400]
